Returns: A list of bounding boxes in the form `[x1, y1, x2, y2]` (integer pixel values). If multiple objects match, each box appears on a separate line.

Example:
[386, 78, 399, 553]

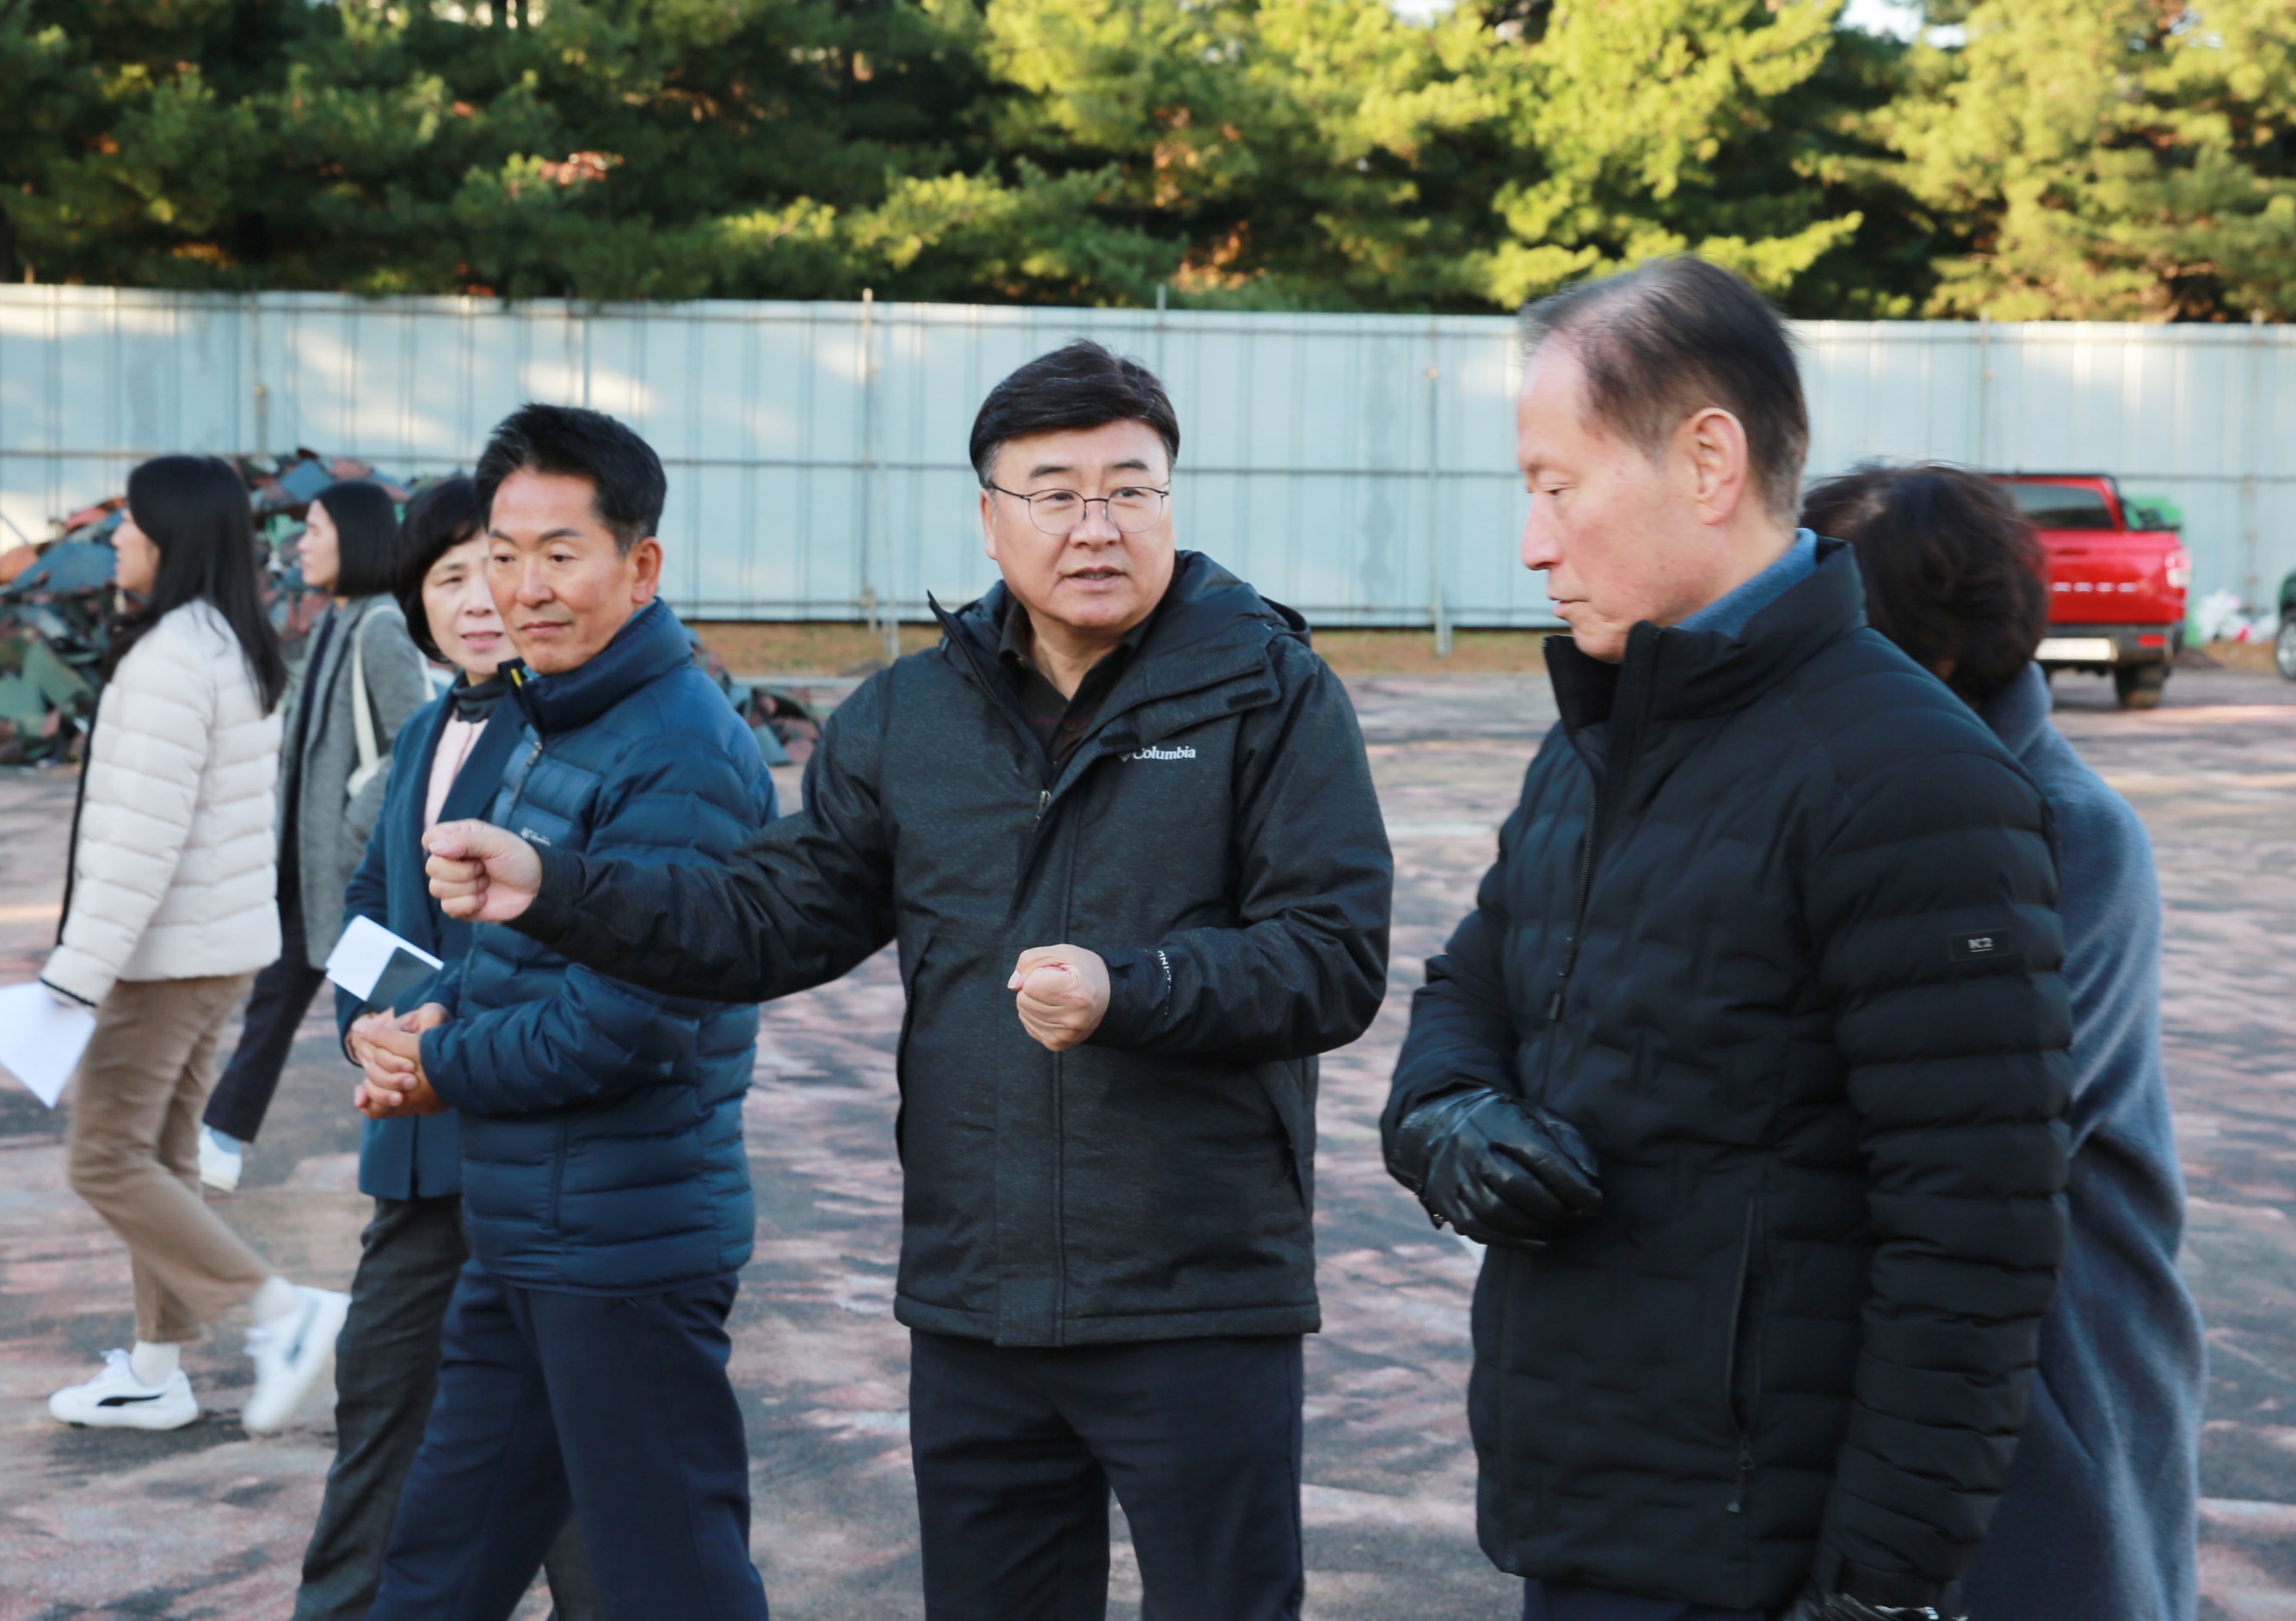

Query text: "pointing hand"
[425, 820, 543, 923]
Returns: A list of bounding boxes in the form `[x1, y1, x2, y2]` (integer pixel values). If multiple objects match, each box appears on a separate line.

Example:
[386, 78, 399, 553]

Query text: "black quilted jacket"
[516, 552, 1393, 1346]
[1384, 543, 2073, 1612]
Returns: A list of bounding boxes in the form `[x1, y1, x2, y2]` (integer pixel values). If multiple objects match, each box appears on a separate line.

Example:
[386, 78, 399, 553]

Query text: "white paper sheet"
[325, 915, 444, 1001]
[0, 982, 97, 1107]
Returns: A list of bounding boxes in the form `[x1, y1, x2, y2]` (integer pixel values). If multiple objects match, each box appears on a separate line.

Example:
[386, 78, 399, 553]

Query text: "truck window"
[2003, 482, 2116, 530]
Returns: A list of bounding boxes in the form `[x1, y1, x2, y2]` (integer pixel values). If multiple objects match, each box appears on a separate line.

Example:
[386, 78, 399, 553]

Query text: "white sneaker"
[48, 1348, 200, 1431]
[242, 1285, 348, 1434]
[198, 1126, 243, 1193]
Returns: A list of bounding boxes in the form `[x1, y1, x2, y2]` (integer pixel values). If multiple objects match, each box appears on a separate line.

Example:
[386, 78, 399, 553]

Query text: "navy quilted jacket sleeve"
[516, 671, 899, 1005]
[1807, 744, 2074, 1584]
[422, 728, 771, 1114]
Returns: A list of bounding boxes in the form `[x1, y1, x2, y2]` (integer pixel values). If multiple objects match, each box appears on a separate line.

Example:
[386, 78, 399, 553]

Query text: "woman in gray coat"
[1804, 464, 2206, 1621]
[199, 481, 430, 1191]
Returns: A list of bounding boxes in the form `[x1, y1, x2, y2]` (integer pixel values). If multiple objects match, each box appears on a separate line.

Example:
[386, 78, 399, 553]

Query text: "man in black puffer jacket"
[1383, 259, 2073, 1621]
[425, 341, 1393, 1621]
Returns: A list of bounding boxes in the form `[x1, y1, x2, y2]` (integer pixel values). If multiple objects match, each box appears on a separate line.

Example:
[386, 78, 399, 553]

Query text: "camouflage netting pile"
[0, 450, 399, 766]
[0, 451, 817, 769]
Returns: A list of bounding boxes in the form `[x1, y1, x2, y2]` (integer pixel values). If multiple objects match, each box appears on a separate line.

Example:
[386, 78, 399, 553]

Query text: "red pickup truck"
[1991, 473, 2191, 709]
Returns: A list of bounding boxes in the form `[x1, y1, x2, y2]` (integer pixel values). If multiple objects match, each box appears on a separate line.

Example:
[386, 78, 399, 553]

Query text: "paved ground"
[0, 661, 2292, 1618]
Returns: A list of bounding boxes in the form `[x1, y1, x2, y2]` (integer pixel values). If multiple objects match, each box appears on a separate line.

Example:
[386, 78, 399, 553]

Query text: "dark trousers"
[294, 1196, 598, 1621]
[371, 1263, 769, 1621]
[908, 1329, 1305, 1621]
[203, 879, 327, 1143]
[1524, 1581, 1774, 1621]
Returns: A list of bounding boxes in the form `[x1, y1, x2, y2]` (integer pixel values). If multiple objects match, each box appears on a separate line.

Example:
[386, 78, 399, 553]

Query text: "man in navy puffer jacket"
[357, 405, 776, 1621]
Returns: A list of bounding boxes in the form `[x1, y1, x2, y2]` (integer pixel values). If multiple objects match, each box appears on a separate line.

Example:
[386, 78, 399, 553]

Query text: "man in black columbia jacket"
[424, 339, 1392, 1620]
[1383, 259, 2072, 1621]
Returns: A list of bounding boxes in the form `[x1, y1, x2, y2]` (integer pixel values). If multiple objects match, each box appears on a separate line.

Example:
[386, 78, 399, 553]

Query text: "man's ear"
[1682, 407, 1751, 528]
[980, 487, 1000, 563]
[630, 535, 664, 606]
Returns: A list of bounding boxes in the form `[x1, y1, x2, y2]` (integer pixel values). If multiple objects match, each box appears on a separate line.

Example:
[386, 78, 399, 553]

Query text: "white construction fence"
[1, 287, 2290, 630]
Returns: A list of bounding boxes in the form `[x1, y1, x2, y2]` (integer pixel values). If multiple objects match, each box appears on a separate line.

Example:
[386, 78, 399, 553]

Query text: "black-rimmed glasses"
[985, 482, 1171, 536]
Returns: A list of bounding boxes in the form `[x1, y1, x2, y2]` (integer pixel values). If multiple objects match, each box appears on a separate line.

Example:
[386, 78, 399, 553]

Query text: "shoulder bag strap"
[349, 607, 379, 781]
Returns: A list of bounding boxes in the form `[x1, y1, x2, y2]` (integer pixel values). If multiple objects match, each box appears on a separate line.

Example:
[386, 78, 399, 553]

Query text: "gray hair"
[1518, 256, 1809, 522]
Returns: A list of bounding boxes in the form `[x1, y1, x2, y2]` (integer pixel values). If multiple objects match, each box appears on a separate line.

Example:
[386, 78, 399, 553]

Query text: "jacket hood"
[1548, 536, 1868, 733]
[937, 549, 1306, 702]
[504, 599, 693, 737]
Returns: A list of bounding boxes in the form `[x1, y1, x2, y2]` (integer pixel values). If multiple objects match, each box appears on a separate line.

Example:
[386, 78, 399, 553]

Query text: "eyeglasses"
[986, 483, 1171, 536]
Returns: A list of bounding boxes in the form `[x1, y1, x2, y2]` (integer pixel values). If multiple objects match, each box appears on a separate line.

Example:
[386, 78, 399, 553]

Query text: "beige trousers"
[66, 972, 273, 1344]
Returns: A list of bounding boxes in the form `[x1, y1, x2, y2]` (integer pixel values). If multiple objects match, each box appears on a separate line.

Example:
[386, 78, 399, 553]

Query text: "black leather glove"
[1388, 1087, 1601, 1248]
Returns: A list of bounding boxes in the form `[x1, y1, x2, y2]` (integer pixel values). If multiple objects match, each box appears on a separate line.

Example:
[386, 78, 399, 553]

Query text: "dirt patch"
[691, 621, 940, 676]
[693, 620, 1553, 679]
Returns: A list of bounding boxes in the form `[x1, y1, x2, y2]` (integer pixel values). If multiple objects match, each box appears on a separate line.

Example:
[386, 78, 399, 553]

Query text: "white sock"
[129, 1341, 180, 1386]
[250, 1275, 300, 1322]
[205, 1125, 243, 1152]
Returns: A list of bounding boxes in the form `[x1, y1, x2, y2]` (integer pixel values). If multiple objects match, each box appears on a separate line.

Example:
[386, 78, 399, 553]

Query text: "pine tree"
[1885, 0, 2296, 319]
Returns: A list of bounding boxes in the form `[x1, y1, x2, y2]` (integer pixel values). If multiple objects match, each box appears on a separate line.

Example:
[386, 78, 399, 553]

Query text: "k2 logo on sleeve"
[1948, 928, 2017, 965]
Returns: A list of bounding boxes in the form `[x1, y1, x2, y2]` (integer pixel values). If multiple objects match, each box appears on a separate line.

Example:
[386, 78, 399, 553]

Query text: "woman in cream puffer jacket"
[40, 454, 351, 1439]
[43, 595, 284, 1004]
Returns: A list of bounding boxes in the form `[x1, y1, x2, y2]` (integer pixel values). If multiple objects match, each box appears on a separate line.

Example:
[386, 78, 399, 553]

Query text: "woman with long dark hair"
[199, 478, 430, 1191]
[42, 454, 349, 1434]
[1803, 463, 2206, 1621]
[292, 477, 597, 1621]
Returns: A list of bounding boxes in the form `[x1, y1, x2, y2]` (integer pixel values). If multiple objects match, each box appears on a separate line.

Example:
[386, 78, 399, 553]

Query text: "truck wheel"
[2114, 663, 2167, 710]
[2277, 619, 2296, 681]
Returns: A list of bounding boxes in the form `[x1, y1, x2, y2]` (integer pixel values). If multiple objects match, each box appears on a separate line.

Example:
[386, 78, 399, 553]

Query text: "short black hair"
[313, 479, 403, 598]
[1519, 256, 1808, 522]
[1801, 462, 2049, 708]
[474, 403, 666, 553]
[393, 476, 486, 663]
[969, 339, 1180, 486]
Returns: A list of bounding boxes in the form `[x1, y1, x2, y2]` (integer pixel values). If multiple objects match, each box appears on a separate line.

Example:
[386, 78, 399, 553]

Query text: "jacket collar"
[1979, 663, 2052, 761]
[936, 549, 1305, 723]
[1547, 536, 1868, 734]
[502, 599, 693, 737]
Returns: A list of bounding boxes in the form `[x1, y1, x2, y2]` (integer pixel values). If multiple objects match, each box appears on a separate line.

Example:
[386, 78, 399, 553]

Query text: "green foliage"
[1884, 0, 2296, 319]
[0, 0, 2287, 318]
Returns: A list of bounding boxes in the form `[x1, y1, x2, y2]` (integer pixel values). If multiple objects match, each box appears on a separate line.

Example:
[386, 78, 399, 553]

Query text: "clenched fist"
[425, 820, 544, 922]
[1008, 946, 1110, 1052]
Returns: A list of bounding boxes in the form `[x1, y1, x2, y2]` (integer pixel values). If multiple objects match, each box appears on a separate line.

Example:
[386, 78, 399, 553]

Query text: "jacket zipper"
[1547, 829, 1595, 1021]
[511, 737, 544, 811]
[1545, 628, 1659, 1029]
[932, 603, 1091, 1339]
[1723, 1194, 1762, 1514]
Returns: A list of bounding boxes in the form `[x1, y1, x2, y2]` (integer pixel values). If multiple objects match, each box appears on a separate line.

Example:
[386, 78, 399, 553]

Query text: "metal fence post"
[857, 289, 880, 641]
[1427, 322, 1450, 657]
[1973, 314, 1992, 468]
[2244, 311, 2265, 605]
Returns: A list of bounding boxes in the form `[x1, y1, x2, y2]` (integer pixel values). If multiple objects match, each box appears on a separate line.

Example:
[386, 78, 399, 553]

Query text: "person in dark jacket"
[354, 406, 776, 1621]
[422, 341, 1393, 1621]
[200, 478, 431, 1191]
[291, 478, 596, 1621]
[1380, 259, 2074, 1621]
[1801, 464, 2205, 1621]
